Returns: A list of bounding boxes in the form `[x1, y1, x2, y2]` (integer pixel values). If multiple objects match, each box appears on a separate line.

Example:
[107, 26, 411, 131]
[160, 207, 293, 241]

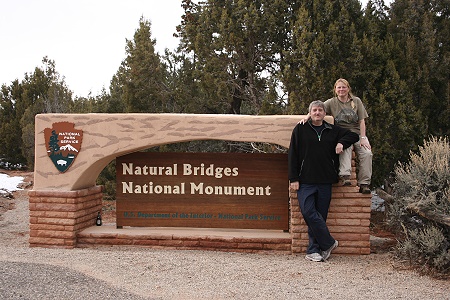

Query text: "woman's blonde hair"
[333, 78, 354, 98]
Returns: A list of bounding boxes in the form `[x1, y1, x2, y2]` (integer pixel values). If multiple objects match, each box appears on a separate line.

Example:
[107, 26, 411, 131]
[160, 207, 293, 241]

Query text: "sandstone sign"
[116, 152, 288, 230]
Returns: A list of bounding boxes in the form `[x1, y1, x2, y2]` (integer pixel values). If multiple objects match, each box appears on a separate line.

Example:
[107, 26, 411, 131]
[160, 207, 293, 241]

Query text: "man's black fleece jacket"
[288, 120, 359, 184]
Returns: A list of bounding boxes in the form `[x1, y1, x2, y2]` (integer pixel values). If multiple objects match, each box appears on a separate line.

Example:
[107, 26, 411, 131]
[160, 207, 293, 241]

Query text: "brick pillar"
[28, 186, 103, 248]
[290, 158, 372, 255]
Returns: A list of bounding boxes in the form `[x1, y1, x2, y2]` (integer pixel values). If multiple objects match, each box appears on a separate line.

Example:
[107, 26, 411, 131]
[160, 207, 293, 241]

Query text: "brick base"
[290, 177, 372, 255]
[28, 186, 103, 248]
[77, 227, 292, 254]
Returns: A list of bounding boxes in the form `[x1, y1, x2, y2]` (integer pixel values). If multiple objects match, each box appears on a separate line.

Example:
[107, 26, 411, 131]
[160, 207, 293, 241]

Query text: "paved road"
[0, 261, 150, 300]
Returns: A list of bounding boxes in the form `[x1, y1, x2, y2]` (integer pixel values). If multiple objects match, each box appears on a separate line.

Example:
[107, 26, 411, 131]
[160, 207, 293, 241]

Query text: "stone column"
[28, 186, 103, 248]
[289, 158, 372, 255]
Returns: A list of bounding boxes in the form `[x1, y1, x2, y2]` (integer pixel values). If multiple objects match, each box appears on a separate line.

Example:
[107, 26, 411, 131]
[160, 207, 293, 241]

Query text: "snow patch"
[0, 173, 24, 193]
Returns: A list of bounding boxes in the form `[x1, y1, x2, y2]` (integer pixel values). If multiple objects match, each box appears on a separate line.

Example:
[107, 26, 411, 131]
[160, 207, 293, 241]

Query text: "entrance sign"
[116, 152, 288, 230]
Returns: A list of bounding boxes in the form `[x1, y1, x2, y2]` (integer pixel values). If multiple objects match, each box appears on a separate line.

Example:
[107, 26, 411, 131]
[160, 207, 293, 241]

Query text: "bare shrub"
[386, 136, 450, 276]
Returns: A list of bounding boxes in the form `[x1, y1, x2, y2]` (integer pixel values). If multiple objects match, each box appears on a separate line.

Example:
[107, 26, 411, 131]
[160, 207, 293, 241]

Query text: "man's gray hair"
[308, 100, 325, 112]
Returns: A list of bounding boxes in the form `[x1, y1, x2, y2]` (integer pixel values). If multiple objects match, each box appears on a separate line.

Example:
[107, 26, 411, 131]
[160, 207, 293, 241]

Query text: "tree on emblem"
[48, 130, 60, 153]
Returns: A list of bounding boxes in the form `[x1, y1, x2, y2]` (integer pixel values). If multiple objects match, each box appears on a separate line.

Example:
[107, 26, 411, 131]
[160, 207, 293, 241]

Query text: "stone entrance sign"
[30, 113, 370, 255]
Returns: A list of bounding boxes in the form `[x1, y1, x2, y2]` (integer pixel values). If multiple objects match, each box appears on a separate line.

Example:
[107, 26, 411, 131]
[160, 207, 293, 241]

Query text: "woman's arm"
[359, 119, 371, 150]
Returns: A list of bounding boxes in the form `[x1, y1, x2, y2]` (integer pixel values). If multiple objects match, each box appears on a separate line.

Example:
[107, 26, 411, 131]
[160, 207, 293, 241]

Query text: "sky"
[0, 0, 184, 97]
[1, 0, 387, 98]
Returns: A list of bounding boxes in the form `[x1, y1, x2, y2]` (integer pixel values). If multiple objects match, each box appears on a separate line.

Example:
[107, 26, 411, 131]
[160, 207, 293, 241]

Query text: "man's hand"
[290, 181, 299, 191]
[335, 143, 344, 154]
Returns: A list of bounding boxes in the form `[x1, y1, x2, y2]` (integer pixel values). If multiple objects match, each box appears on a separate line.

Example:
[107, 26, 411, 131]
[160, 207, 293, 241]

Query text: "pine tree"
[369, 58, 427, 184]
[0, 57, 73, 168]
[388, 0, 450, 136]
[283, 0, 365, 114]
[19, 58, 72, 167]
[177, 0, 293, 115]
[122, 17, 167, 113]
[0, 82, 26, 164]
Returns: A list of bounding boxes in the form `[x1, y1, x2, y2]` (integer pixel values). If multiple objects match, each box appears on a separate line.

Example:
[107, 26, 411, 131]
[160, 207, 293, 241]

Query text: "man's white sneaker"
[305, 253, 323, 262]
[321, 240, 339, 261]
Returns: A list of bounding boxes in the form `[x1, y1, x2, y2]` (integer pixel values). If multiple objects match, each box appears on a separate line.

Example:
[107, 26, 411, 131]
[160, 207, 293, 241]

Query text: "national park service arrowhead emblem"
[44, 122, 83, 173]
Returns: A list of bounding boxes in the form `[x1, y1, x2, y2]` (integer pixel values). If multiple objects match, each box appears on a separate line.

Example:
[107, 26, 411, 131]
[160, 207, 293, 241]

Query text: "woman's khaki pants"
[339, 141, 372, 186]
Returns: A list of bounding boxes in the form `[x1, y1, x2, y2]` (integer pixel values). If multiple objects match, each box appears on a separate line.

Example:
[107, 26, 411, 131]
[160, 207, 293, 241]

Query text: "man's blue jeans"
[297, 184, 336, 254]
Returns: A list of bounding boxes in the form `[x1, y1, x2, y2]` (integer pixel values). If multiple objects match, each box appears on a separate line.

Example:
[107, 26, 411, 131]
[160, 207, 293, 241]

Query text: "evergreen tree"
[369, 58, 427, 184]
[0, 57, 72, 168]
[122, 17, 167, 113]
[177, 0, 292, 115]
[362, 0, 389, 40]
[161, 50, 204, 113]
[106, 66, 127, 113]
[388, 0, 450, 136]
[0, 81, 26, 164]
[283, 0, 365, 114]
[430, 0, 450, 135]
[19, 58, 72, 167]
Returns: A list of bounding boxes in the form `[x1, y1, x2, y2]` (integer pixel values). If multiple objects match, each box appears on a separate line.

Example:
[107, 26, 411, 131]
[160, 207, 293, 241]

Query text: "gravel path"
[0, 185, 449, 300]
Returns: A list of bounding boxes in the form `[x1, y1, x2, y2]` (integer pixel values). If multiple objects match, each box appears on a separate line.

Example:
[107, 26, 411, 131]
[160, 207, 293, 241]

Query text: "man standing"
[288, 100, 359, 262]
